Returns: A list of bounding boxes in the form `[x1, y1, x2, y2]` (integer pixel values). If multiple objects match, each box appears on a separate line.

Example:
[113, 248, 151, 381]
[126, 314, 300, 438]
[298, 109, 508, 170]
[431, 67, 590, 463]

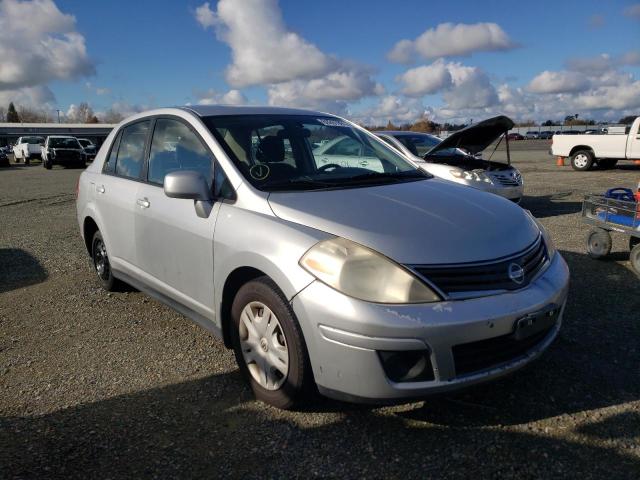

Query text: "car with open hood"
[375, 116, 523, 203]
[76, 106, 569, 408]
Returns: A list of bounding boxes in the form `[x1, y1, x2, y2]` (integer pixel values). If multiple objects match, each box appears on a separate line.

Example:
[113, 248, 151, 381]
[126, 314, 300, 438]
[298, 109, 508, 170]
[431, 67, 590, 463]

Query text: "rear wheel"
[570, 150, 594, 171]
[230, 276, 312, 409]
[91, 231, 118, 291]
[586, 228, 612, 259]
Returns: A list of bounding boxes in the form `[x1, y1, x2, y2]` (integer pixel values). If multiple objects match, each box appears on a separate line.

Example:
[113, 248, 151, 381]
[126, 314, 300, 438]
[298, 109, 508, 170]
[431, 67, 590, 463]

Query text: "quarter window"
[103, 130, 122, 174]
[115, 121, 150, 180]
[148, 119, 213, 186]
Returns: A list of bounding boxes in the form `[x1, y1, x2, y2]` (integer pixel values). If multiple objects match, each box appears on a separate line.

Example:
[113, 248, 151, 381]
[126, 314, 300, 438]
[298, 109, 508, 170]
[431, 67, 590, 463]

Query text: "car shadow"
[0, 248, 48, 293]
[520, 192, 583, 218]
[2, 368, 638, 478]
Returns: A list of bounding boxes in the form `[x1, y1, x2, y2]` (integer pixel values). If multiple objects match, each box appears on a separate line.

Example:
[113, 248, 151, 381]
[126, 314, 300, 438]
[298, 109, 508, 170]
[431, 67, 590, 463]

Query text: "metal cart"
[582, 192, 640, 275]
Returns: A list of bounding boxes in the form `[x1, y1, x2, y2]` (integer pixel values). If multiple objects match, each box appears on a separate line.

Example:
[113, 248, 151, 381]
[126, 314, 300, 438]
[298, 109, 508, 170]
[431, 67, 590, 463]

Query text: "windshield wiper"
[342, 170, 430, 184]
[262, 177, 337, 191]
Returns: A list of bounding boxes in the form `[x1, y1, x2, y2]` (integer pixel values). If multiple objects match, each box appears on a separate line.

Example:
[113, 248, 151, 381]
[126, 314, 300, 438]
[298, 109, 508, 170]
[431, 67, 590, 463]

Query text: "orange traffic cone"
[556, 156, 565, 166]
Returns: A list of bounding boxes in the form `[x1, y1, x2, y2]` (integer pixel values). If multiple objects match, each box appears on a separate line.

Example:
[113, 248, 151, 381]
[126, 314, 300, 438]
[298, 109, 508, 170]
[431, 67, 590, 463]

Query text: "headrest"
[256, 135, 284, 163]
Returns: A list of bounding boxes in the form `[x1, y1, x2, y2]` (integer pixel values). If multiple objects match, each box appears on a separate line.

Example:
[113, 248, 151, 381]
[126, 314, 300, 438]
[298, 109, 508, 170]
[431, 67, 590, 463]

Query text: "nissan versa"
[76, 106, 570, 409]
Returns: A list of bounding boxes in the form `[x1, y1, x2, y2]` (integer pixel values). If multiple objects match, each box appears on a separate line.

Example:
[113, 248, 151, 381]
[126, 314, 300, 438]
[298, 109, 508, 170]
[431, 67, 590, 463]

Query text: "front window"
[393, 134, 442, 157]
[203, 115, 427, 192]
[49, 137, 81, 149]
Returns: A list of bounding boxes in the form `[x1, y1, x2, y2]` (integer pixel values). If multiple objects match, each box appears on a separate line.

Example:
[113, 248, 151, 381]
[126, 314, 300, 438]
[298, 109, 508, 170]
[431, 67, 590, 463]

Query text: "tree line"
[0, 102, 124, 124]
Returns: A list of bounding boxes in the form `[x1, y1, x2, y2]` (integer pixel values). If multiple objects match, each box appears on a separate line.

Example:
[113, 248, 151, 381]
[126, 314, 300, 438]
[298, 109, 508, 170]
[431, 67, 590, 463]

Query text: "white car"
[12, 136, 44, 163]
[375, 116, 524, 203]
[551, 117, 640, 171]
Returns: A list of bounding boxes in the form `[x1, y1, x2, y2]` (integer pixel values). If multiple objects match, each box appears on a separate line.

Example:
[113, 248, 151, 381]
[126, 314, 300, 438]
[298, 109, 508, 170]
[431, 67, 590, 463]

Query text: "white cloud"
[0, 85, 55, 108]
[0, 0, 94, 95]
[624, 3, 640, 19]
[195, 88, 247, 105]
[397, 60, 452, 96]
[194, 0, 381, 112]
[443, 63, 498, 109]
[96, 87, 111, 96]
[353, 95, 429, 125]
[396, 60, 498, 109]
[194, 0, 335, 88]
[527, 70, 590, 94]
[388, 22, 515, 63]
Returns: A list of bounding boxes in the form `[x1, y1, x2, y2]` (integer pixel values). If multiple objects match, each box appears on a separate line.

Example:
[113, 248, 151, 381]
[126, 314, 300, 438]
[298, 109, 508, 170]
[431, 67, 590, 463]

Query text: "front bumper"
[291, 252, 569, 403]
[477, 183, 523, 201]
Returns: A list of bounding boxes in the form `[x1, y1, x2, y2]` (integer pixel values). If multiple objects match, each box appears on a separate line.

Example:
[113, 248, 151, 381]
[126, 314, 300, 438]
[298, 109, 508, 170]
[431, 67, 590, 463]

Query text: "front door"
[134, 117, 220, 320]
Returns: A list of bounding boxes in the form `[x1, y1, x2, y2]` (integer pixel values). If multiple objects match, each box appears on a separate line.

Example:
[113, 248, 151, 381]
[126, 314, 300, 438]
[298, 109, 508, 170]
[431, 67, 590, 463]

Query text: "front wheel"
[586, 228, 612, 259]
[230, 277, 313, 409]
[571, 150, 594, 171]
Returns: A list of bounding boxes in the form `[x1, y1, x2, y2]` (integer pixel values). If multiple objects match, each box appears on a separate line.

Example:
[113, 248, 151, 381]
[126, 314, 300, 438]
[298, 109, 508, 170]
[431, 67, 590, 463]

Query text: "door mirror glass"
[164, 170, 212, 201]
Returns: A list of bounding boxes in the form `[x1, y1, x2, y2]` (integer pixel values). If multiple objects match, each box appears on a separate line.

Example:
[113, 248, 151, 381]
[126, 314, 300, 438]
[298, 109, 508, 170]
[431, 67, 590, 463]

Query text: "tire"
[91, 230, 118, 291]
[43, 158, 52, 169]
[570, 150, 594, 171]
[597, 159, 618, 169]
[586, 228, 612, 259]
[230, 276, 312, 409]
[631, 243, 640, 277]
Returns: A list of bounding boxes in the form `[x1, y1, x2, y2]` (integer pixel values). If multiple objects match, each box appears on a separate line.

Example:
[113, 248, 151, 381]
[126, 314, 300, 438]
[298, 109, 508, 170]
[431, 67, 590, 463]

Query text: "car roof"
[47, 135, 77, 138]
[179, 105, 329, 117]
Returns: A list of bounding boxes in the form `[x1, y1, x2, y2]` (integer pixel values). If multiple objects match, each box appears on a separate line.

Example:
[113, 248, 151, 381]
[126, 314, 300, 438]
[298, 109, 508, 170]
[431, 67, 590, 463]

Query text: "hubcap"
[574, 154, 588, 168]
[238, 301, 289, 390]
[93, 239, 110, 280]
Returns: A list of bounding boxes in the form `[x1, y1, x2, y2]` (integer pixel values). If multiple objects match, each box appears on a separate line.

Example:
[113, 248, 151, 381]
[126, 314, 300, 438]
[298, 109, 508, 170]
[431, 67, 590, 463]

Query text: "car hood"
[268, 179, 539, 265]
[426, 115, 515, 156]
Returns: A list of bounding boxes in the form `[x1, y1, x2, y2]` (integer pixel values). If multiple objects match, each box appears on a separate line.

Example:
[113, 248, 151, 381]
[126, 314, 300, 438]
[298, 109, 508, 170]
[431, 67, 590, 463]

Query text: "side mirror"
[164, 170, 212, 201]
[164, 171, 213, 218]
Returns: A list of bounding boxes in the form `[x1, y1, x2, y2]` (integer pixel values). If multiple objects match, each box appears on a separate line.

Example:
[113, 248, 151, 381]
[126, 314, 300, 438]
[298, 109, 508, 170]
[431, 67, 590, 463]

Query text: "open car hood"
[426, 115, 515, 156]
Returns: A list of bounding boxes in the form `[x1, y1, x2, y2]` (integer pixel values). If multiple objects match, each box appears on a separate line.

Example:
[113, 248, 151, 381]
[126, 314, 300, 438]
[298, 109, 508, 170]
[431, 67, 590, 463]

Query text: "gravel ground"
[1, 149, 639, 479]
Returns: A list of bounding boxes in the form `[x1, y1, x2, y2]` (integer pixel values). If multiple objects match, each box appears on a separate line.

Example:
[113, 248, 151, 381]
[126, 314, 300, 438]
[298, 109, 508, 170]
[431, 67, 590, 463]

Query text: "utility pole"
[56, 109, 61, 123]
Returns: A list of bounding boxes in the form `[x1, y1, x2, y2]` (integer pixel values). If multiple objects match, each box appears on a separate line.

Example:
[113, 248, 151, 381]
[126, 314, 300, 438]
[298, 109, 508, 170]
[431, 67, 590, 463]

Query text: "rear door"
[134, 117, 221, 319]
[96, 120, 150, 274]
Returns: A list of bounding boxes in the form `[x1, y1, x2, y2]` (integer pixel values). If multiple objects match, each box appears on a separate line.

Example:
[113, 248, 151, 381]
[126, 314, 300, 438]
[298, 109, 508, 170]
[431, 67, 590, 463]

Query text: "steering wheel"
[318, 163, 343, 172]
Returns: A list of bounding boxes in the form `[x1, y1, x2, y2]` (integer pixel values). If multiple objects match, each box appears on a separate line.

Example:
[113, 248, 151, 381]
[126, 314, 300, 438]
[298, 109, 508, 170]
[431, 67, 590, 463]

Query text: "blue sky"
[2, 0, 639, 123]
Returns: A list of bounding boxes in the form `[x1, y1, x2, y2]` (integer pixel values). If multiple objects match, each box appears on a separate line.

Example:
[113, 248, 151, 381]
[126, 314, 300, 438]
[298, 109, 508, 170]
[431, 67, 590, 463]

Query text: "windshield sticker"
[249, 163, 270, 181]
[317, 118, 350, 127]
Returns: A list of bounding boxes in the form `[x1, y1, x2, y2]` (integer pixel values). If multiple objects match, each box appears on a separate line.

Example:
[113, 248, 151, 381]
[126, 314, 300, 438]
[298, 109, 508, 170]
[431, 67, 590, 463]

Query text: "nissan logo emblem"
[508, 263, 525, 284]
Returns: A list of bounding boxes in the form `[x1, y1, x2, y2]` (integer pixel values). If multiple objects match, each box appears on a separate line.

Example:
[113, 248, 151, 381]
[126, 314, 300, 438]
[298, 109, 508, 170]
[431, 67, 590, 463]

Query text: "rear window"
[114, 121, 150, 179]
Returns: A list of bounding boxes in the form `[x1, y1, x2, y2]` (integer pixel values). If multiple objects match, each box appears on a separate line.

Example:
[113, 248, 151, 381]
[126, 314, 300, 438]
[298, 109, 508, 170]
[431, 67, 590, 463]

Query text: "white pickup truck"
[12, 136, 45, 164]
[551, 117, 640, 171]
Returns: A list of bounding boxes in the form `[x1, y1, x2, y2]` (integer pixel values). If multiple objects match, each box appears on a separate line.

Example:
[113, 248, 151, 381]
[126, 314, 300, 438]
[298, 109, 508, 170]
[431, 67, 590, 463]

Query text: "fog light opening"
[378, 350, 434, 383]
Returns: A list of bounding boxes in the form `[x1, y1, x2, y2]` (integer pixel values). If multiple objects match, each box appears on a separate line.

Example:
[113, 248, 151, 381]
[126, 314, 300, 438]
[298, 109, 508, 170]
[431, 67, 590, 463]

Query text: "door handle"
[136, 197, 150, 208]
[96, 185, 105, 194]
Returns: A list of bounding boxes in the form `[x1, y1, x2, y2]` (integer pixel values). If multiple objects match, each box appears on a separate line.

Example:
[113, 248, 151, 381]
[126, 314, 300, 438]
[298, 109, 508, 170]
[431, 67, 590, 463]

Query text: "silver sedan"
[77, 106, 568, 408]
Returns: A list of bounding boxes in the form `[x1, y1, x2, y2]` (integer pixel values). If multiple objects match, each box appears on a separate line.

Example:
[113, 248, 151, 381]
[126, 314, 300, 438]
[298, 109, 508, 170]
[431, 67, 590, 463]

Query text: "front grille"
[452, 324, 554, 376]
[413, 238, 548, 296]
[489, 171, 521, 186]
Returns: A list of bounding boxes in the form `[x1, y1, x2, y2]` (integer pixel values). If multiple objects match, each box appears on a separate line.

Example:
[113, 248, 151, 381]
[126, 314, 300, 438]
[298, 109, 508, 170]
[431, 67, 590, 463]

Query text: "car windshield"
[393, 133, 460, 158]
[204, 115, 428, 192]
[78, 139, 91, 147]
[49, 137, 80, 148]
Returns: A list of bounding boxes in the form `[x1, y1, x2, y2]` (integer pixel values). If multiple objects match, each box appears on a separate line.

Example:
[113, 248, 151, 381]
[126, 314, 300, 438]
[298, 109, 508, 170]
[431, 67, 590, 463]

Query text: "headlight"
[450, 169, 493, 183]
[300, 237, 440, 304]
[525, 210, 557, 260]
